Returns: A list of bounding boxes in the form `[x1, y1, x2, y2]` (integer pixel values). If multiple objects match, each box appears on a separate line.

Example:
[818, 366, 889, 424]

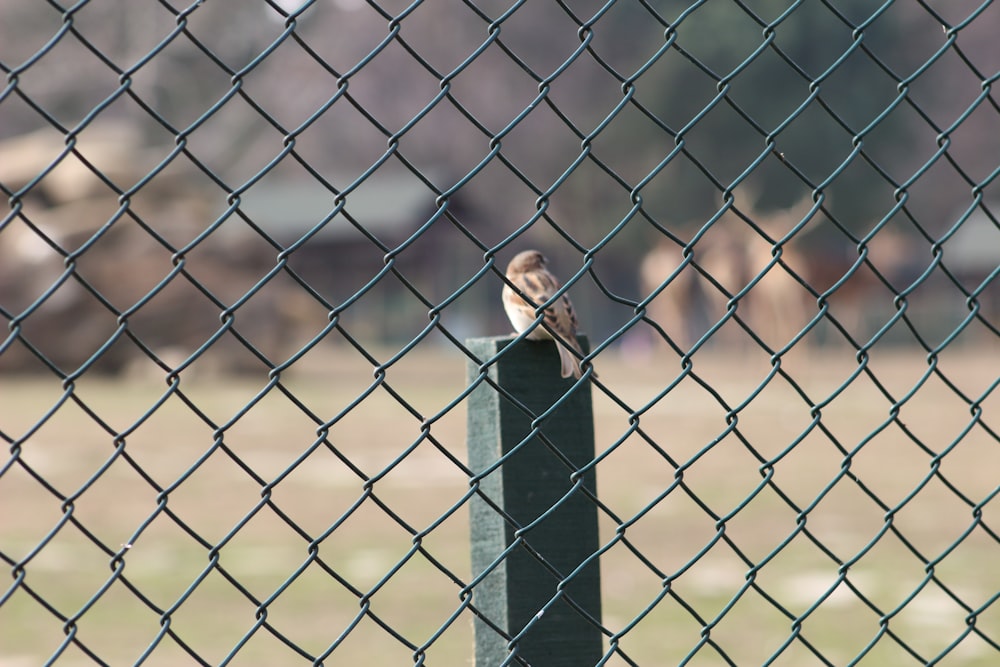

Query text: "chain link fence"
[2, 1, 998, 665]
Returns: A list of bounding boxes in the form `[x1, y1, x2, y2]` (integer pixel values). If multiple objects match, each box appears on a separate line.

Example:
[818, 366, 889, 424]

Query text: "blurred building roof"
[229, 176, 437, 243]
[947, 207, 1000, 271]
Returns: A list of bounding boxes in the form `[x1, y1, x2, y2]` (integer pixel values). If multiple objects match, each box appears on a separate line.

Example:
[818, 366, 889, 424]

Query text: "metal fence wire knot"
[1, 1, 998, 666]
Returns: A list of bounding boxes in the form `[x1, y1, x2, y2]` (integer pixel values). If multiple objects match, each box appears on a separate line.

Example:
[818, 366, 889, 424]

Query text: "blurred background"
[1, 0, 997, 376]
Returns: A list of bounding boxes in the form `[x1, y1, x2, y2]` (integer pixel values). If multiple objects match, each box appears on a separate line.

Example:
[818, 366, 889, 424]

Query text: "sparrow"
[502, 249, 592, 379]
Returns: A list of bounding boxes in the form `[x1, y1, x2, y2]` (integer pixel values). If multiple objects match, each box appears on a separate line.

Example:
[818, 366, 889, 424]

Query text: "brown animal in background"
[640, 193, 816, 352]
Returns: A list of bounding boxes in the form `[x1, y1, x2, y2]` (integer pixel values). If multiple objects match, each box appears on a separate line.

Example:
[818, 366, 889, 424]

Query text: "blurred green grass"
[1, 343, 998, 666]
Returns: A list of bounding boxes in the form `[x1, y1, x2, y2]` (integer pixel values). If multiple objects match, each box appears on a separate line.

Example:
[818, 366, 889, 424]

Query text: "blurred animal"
[640, 194, 815, 352]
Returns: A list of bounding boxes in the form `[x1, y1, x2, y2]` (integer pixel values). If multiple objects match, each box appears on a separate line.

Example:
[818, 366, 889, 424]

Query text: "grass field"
[1, 342, 998, 666]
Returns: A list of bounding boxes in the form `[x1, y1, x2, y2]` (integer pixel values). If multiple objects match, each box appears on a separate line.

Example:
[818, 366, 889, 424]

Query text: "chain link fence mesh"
[1, 1, 998, 665]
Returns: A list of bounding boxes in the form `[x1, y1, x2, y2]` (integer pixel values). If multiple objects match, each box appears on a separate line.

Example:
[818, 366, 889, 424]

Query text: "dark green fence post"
[466, 335, 602, 666]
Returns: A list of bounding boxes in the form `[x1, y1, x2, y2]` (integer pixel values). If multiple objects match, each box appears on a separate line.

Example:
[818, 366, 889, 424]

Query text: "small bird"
[502, 249, 592, 379]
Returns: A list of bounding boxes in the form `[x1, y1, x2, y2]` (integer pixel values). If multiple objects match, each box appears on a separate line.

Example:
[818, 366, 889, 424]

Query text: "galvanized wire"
[2, 1, 998, 665]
